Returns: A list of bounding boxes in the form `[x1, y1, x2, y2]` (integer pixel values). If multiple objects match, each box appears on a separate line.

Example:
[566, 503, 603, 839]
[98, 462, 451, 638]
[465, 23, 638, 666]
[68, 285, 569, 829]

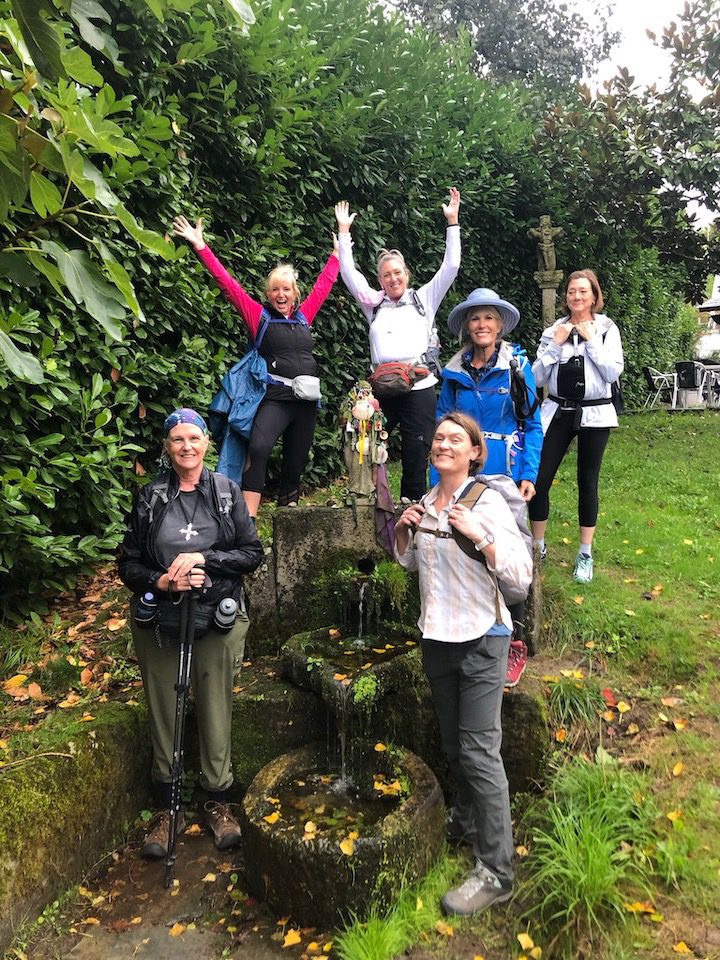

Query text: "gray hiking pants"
[421, 634, 513, 887]
[132, 607, 249, 793]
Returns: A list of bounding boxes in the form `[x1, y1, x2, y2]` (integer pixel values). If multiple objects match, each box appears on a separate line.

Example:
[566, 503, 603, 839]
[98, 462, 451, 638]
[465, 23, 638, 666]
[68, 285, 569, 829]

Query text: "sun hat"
[446, 288, 520, 339]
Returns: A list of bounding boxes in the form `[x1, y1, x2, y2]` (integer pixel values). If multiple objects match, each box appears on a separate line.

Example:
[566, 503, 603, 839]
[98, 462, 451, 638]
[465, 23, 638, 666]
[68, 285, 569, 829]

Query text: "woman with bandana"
[118, 408, 263, 859]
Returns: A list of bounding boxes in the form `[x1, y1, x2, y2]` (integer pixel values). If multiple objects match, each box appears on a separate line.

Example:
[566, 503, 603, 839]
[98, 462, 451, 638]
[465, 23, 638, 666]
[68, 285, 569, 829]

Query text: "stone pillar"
[533, 268, 564, 328]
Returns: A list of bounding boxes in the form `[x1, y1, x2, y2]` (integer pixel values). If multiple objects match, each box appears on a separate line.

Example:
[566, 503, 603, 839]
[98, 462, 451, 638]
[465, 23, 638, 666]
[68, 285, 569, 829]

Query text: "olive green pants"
[131, 607, 249, 793]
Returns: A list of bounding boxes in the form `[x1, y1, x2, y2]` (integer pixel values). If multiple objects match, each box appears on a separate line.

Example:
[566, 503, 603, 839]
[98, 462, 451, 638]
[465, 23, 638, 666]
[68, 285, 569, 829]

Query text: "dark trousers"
[243, 396, 317, 503]
[529, 413, 611, 527]
[379, 387, 436, 500]
[421, 635, 513, 887]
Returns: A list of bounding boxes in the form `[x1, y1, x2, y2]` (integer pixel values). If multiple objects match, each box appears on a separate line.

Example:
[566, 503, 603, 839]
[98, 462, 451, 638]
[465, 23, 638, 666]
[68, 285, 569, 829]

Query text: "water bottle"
[213, 597, 238, 633]
[135, 591, 158, 626]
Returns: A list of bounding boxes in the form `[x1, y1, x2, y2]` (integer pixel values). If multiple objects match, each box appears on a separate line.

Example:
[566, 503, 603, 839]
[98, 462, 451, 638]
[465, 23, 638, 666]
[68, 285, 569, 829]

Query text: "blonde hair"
[376, 248, 410, 281]
[265, 264, 300, 303]
[461, 305, 503, 342]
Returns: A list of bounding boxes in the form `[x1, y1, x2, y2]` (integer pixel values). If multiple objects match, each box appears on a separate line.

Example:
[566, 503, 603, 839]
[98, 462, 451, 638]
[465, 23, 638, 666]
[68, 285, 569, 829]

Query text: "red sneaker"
[505, 640, 528, 688]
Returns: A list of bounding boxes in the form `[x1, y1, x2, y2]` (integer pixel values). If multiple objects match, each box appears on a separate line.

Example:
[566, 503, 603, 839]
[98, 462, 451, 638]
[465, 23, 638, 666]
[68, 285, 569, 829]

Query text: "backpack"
[453, 476, 532, 611]
[146, 471, 234, 528]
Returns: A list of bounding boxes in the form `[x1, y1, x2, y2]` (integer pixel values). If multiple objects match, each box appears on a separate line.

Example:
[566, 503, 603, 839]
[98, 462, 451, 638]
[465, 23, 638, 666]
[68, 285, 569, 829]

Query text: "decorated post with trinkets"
[340, 381, 389, 501]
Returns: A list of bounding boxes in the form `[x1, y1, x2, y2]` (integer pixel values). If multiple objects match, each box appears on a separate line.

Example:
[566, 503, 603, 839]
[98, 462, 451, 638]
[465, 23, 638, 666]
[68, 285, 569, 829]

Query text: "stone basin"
[240, 742, 445, 928]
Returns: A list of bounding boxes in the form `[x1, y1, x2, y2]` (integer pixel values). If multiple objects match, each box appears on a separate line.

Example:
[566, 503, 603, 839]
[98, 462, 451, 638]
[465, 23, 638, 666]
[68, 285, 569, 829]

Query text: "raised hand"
[442, 187, 461, 225]
[334, 201, 357, 234]
[172, 215, 205, 250]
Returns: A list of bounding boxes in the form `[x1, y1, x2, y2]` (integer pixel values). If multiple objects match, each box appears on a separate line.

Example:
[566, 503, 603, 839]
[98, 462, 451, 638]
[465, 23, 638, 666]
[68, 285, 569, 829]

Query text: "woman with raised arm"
[395, 412, 532, 917]
[334, 190, 461, 501]
[529, 269, 624, 583]
[172, 215, 340, 517]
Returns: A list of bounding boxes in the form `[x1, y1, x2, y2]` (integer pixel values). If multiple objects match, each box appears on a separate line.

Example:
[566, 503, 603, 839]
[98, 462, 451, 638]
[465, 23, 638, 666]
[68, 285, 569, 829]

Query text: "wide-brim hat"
[447, 287, 520, 339]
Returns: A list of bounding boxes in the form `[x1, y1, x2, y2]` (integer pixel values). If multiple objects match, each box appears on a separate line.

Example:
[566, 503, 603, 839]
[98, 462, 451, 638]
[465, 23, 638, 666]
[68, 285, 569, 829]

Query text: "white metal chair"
[642, 366, 677, 409]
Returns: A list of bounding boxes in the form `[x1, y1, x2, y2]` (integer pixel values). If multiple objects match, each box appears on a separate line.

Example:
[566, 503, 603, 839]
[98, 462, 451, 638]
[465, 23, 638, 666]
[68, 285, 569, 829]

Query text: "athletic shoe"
[441, 862, 512, 916]
[204, 801, 242, 850]
[573, 553, 594, 583]
[505, 640, 528, 688]
[141, 809, 185, 859]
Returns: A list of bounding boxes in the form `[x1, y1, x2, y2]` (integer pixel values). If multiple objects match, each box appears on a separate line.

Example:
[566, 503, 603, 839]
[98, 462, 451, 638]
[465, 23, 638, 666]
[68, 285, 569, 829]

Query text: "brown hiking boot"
[203, 801, 242, 850]
[141, 809, 185, 859]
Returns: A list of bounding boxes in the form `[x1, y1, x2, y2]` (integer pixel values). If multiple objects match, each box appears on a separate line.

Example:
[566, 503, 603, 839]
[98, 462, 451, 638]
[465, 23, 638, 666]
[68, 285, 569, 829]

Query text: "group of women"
[118, 195, 623, 919]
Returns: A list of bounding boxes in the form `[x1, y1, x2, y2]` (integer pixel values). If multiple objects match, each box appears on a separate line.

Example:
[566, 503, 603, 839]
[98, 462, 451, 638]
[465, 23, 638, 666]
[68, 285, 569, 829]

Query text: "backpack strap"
[509, 352, 539, 427]
[372, 289, 426, 320]
[147, 479, 170, 527]
[210, 471, 234, 518]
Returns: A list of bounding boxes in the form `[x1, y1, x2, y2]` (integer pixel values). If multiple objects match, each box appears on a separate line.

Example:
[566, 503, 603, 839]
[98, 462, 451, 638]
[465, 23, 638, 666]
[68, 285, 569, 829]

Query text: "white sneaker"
[573, 553, 594, 583]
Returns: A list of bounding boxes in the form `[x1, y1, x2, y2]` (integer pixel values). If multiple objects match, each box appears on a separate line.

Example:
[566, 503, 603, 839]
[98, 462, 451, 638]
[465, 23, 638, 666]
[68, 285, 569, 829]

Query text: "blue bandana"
[163, 408, 208, 437]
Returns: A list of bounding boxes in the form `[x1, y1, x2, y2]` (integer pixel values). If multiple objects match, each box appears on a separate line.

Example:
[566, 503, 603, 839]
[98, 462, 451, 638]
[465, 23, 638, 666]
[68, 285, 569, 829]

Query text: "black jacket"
[117, 468, 263, 608]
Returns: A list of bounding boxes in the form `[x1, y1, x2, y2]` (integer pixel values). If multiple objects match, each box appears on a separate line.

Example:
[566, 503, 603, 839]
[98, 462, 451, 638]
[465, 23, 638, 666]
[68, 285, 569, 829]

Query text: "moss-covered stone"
[0, 701, 151, 952]
[241, 742, 445, 928]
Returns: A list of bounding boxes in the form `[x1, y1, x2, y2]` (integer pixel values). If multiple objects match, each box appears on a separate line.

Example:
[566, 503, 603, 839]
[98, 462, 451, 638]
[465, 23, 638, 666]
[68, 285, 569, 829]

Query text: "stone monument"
[340, 380, 389, 502]
[528, 215, 564, 327]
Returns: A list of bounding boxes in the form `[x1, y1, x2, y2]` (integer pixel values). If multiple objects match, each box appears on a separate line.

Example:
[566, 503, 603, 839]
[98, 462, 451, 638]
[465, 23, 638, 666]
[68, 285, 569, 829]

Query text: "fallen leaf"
[625, 900, 655, 913]
[672, 762, 684, 777]
[283, 928, 301, 948]
[264, 811, 280, 824]
[626, 723, 640, 735]
[80, 668, 94, 686]
[601, 710, 616, 722]
[673, 719, 688, 731]
[131, 916, 142, 925]
[584, 640, 595, 649]
[555, 728, 567, 742]
[339, 837, 355, 856]
[561, 536, 570, 544]
[658, 712, 670, 723]
[169, 922, 186, 936]
[3, 674, 28, 690]
[435, 920, 454, 936]
[617, 701, 631, 714]
[83, 917, 100, 926]
[79, 713, 95, 722]
[673, 943, 693, 955]
[201, 872, 217, 883]
[374, 742, 387, 752]
[185, 823, 202, 835]
[529, 949, 542, 960]
[323, 944, 332, 954]
[635, 548, 644, 555]
[27, 682, 43, 699]
[666, 809, 683, 822]
[573, 595, 584, 605]
[682, 539, 693, 546]
[515, 844, 529, 857]
[328, 629, 340, 639]
[518, 932, 535, 950]
[333, 673, 348, 682]
[661, 696, 683, 708]
[58, 692, 82, 708]
[602, 688, 617, 706]
[416, 896, 424, 910]
[624, 609, 636, 617]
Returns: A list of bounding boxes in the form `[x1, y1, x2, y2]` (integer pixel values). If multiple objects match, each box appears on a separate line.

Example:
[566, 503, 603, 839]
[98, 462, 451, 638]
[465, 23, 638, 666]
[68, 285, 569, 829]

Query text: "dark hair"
[566, 269, 604, 313]
[434, 412, 488, 473]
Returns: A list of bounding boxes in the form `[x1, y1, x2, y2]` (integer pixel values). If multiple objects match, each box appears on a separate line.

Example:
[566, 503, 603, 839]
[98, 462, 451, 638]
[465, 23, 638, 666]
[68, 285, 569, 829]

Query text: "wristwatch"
[473, 532, 495, 551]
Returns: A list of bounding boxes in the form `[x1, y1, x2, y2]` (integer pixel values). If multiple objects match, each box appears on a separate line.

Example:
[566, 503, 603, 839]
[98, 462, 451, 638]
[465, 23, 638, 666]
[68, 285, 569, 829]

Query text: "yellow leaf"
[666, 809, 683, 822]
[650, 913, 664, 923]
[624, 609, 636, 617]
[435, 920, 454, 937]
[561, 536, 570, 544]
[416, 896, 424, 910]
[348, 830, 359, 840]
[518, 933, 535, 950]
[264, 811, 280, 824]
[185, 823, 202, 835]
[658, 712, 670, 723]
[560, 669, 573, 677]
[3, 674, 28, 689]
[328, 628, 341, 639]
[131, 916, 142, 925]
[672, 762, 684, 777]
[555, 728, 567, 742]
[682, 539, 693, 546]
[624, 900, 655, 913]
[635, 548, 644, 555]
[673, 943, 693, 955]
[626, 722, 640, 735]
[530, 948, 543, 959]
[304, 821, 317, 835]
[0, 739, 7, 750]
[673, 719, 688, 731]
[573, 595, 585, 605]
[307, 942, 321, 954]
[617, 701, 631, 714]
[267, 796, 280, 804]
[374, 742, 387, 752]
[623, 577, 639, 583]
[105, 617, 127, 632]
[324, 944, 333, 954]
[339, 837, 355, 856]
[83, 917, 100, 926]
[541, 674, 559, 683]
[283, 929, 302, 948]
[601, 710, 616, 722]
[79, 713, 95, 722]
[333, 673, 348, 682]
[584, 641, 595, 649]
[473, 956, 486, 960]
[201, 872, 216, 883]
[515, 844, 529, 857]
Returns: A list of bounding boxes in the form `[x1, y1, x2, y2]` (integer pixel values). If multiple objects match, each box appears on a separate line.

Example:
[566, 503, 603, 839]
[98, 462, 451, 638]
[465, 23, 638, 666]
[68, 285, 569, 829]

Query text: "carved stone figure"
[528, 215, 564, 272]
[340, 381, 388, 501]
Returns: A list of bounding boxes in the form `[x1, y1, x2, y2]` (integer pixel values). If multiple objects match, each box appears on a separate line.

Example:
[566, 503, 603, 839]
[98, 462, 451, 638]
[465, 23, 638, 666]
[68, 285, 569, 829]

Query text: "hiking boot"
[573, 553, 594, 583]
[204, 801, 242, 850]
[505, 640, 528, 688]
[141, 809, 185, 859]
[441, 862, 512, 916]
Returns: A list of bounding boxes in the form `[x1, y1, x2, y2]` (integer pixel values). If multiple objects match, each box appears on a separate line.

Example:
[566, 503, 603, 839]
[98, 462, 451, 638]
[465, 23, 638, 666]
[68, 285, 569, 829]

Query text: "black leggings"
[243, 396, 317, 503]
[528, 413, 610, 528]
[380, 387, 436, 501]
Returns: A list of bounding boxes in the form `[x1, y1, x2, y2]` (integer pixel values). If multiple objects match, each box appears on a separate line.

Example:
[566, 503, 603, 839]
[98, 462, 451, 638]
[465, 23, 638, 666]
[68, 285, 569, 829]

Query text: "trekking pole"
[164, 578, 201, 889]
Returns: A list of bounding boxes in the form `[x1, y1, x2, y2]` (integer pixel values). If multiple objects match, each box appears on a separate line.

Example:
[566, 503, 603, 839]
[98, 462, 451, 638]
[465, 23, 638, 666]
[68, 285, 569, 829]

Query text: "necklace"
[177, 489, 200, 542]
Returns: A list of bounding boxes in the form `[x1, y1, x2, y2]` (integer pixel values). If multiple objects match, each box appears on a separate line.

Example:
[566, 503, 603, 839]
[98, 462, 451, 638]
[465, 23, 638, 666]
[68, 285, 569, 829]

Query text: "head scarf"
[163, 408, 209, 437]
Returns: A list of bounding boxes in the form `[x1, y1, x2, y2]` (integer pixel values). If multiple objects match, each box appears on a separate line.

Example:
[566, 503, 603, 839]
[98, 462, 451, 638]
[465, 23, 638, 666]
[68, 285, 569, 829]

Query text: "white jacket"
[532, 314, 624, 431]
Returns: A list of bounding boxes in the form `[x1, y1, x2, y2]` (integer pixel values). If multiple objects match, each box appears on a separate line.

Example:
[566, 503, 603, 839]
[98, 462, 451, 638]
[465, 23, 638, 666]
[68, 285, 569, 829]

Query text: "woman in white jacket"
[529, 269, 624, 583]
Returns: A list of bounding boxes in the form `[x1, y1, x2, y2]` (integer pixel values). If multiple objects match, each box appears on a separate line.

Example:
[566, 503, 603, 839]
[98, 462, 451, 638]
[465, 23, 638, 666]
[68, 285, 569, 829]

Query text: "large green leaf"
[29, 170, 63, 217]
[0, 328, 44, 383]
[43, 244, 126, 340]
[10, 0, 66, 80]
[61, 45, 104, 86]
[0, 253, 41, 287]
[68, 0, 120, 65]
[221, 0, 255, 27]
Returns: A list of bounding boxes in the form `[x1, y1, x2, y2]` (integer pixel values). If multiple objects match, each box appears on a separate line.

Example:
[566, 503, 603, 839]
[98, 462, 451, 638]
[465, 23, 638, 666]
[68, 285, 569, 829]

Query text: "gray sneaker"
[573, 553, 594, 583]
[441, 862, 512, 916]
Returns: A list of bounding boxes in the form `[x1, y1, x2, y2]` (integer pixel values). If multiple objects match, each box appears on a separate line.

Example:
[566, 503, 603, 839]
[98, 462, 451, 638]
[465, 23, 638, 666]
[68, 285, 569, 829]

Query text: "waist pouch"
[370, 362, 429, 400]
[157, 597, 215, 640]
[291, 375, 321, 401]
[556, 355, 586, 400]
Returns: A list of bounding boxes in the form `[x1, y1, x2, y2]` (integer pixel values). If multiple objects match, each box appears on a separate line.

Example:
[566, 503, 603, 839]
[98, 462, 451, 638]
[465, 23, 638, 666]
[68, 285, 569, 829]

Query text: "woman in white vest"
[334, 190, 461, 500]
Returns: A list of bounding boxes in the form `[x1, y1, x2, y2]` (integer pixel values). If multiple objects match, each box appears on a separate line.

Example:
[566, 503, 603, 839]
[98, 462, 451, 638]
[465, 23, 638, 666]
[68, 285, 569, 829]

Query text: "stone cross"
[528, 215, 564, 327]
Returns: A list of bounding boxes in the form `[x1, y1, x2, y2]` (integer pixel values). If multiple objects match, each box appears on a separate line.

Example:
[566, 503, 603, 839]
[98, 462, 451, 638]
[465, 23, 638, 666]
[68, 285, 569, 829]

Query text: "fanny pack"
[157, 596, 215, 640]
[269, 374, 322, 402]
[370, 362, 430, 400]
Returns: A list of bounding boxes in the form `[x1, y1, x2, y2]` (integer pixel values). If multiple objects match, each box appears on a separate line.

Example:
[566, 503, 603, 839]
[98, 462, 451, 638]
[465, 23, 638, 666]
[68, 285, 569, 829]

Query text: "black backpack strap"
[254, 310, 271, 350]
[211, 471, 234, 517]
[147, 480, 170, 527]
[509, 354, 539, 427]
